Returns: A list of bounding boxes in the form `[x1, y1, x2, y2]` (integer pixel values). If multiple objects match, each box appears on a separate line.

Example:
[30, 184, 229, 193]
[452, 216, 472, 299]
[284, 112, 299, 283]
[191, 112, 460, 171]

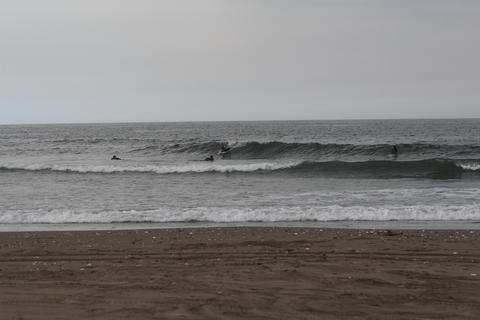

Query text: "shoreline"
[1, 220, 480, 232]
[1, 227, 479, 319]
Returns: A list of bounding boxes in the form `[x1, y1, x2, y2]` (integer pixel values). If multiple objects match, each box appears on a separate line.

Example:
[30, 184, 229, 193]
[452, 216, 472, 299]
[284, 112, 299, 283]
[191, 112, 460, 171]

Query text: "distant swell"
[1, 159, 479, 179]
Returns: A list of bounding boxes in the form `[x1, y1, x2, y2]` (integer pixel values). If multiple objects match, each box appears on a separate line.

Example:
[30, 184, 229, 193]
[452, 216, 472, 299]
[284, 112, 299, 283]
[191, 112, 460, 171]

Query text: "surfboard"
[219, 150, 230, 156]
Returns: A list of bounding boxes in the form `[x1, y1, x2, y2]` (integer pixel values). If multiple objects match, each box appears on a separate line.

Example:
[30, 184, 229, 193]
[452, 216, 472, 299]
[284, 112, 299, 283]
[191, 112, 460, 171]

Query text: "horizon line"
[1, 116, 479, 126]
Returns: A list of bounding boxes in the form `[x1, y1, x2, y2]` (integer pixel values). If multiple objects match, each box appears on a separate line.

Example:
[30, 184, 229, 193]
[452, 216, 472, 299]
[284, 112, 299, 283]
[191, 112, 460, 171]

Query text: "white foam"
[2, 204, 480, 224]
[0, 161, 300, 174]
[458, 162, 480, 171]
[3, 160, 479, 174]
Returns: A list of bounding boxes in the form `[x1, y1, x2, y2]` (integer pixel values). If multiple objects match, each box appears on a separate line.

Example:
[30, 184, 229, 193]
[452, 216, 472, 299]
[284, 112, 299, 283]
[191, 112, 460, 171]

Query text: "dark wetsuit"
[391, 146, 398, 155]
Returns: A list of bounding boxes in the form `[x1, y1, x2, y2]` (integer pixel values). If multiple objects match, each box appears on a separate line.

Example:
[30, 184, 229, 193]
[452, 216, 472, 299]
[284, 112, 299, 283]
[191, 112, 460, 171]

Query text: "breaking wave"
[131, 141, 480, 159]
[1, 159, 479, 179]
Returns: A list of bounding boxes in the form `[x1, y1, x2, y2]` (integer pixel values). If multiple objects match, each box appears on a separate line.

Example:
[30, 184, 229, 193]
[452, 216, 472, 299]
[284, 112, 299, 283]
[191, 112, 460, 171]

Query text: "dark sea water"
[1, 119, 479, 229]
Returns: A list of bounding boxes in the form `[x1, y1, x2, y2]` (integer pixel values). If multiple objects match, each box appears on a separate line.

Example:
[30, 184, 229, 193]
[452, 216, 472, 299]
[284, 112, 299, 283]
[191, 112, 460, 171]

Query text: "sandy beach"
[0, 227, 479, 319]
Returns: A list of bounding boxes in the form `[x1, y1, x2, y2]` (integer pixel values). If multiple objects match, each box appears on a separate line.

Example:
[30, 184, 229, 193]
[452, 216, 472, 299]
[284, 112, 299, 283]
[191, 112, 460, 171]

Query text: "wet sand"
[0, 227, 479, 319]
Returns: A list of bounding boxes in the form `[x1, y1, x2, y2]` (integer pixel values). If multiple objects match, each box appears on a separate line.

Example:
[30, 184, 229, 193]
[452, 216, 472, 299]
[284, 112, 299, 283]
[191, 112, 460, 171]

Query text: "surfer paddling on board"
[111, 155, 122, 160]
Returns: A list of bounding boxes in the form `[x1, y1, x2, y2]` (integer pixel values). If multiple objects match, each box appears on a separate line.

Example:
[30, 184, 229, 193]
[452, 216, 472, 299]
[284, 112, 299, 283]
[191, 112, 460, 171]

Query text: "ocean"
[1, 119, 479, 230]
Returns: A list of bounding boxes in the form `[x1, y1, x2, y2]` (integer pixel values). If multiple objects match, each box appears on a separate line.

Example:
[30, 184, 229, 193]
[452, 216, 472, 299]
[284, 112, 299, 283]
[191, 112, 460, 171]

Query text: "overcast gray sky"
[1, 0, 479, 124]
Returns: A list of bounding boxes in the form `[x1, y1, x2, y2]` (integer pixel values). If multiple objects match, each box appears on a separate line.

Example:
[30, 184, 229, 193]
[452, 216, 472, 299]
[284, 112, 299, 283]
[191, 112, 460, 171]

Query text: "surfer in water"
[219, 141, 238, 158]
[220, 145, 231, 153]
[391, 145, 398, 158]
[111, 155, 121, 160]
[204, 155, 214, 162]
